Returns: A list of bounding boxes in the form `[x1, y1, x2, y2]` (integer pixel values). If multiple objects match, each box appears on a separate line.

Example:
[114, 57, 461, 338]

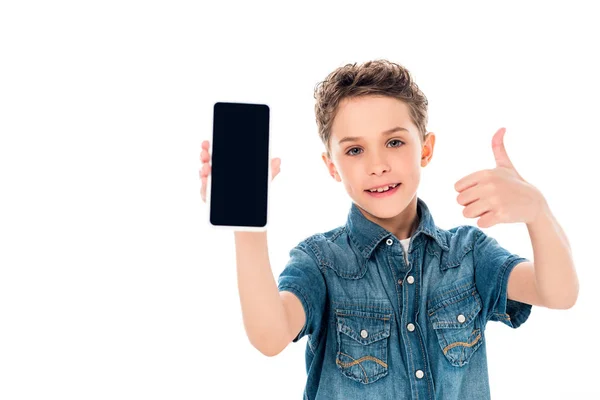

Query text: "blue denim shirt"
[277, 197, 532, 399]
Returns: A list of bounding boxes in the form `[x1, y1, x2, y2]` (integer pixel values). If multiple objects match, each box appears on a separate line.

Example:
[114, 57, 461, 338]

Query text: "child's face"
[322, 95, 435, 223]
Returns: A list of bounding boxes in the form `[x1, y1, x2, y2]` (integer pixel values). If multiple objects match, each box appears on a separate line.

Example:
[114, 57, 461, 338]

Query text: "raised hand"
[200, 140, 281, 203]
[454, 128, 544, 228]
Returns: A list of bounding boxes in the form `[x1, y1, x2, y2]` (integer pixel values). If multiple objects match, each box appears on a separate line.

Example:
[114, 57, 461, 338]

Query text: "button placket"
[398, 240, 428, 391]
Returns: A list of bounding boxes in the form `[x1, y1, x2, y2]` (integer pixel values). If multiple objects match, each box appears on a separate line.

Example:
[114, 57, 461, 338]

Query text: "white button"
[407, 323, 415, 332]
[457, 314, 466, 323]
[415, 370, 424, 379]
[406, 276, 414, 284]
[360, 329, 369, 338]
[386, 238, 393, 245]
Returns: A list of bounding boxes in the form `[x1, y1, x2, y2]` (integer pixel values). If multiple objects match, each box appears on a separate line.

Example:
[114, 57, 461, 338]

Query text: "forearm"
[234, 231, 292, 355]
[526, 198, 579, 308]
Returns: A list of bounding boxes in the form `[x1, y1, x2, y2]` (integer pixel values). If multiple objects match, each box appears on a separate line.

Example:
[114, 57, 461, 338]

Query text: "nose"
[368, 152, 390, 176]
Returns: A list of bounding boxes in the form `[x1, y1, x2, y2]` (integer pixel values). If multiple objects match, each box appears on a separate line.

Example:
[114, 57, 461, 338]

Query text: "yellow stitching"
[337, 352, 370, 383]
[337, 353, 388, 369]
[336, 313, 390, 321]
[332, 303, 393, 311]
[442, 333, 482, 354]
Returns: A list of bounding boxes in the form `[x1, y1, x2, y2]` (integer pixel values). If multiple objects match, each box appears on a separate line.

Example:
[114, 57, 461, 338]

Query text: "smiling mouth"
[365, 183, 400, 193]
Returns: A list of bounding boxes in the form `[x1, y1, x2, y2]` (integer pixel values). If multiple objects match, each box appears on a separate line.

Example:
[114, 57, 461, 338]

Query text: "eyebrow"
[338, 126, 409, 145]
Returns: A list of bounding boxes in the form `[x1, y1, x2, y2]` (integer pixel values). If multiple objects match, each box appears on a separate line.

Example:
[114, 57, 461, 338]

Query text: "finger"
[491, 128, 515, 170]
[271, 158, 281, 179]
[201, 176, 207, 203]
[200, 163, 211, 177]
[477, 211, 497, 228]
[201, 150, 210, 163]
[456, 184, 482, 207]
[200, 141, 211, 161]
[463, 199, 492, 219]
[454, 169, 490, 193]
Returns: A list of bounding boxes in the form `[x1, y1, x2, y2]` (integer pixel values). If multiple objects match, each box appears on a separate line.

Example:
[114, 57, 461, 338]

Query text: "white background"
[1, 1, 598, 399]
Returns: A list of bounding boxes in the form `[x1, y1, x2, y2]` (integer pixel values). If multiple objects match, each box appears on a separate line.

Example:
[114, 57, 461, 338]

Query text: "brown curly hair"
[314, 59, 429, 157]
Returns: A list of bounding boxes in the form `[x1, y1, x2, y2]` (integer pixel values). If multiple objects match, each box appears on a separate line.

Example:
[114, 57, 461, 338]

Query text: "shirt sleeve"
[472, 227, 532, 329]
[277, 240, 327, 344]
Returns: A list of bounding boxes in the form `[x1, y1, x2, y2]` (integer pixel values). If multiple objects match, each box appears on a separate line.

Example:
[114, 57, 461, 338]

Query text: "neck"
[358, 195, 419, 241]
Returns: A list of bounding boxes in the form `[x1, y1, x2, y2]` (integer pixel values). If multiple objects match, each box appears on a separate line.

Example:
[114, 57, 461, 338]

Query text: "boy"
[199, 60, 578, 399]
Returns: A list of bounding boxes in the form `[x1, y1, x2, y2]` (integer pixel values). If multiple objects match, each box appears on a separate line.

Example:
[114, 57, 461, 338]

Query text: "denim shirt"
[277, 197, 532, 400]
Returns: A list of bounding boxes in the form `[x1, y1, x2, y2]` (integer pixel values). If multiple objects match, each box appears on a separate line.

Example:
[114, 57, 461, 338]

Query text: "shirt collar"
[345, 196, 449, 260]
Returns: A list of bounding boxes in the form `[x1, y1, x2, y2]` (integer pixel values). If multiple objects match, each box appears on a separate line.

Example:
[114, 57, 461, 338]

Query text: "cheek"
[334, 160, 350, 179]
[338, 164, 361, 190]
[410, 165, 423, 187]
[408, 162, 422, 179]
[396, 158, 421, 182]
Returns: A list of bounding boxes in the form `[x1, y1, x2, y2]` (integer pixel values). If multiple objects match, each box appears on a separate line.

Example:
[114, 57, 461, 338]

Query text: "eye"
[345, 140, 404, 156]
[346, 147, 362, 156]
[388, 139, 404, 147]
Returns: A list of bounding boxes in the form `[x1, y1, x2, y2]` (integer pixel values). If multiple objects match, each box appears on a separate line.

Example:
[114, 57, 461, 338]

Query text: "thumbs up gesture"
[454, 128, 545, 228]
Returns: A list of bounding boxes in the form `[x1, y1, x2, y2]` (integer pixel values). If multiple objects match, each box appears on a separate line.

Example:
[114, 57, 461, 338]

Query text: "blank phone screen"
[210, 102, 269, 228]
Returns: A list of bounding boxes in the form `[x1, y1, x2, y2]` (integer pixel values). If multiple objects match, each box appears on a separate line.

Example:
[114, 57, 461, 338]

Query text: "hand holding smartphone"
[204, 102, 277, 231]
[199, 142, 280, 204]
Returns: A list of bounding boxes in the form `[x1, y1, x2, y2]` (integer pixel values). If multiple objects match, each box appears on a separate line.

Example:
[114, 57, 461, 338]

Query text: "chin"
[357, 187, 416, 218]
[356, 200, 405, 220]
[369, 207, 405, 220]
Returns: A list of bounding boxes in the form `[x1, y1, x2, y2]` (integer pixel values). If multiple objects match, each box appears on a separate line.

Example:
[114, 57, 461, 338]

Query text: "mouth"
[364, 183, 401, 197]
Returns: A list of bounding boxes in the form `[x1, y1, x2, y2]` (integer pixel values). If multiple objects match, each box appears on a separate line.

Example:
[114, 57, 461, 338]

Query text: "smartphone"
[208, 102, 271, 231]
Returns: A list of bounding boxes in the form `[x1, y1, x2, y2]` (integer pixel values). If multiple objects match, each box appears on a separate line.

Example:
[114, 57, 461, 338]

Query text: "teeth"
[368, 183, 398, 193]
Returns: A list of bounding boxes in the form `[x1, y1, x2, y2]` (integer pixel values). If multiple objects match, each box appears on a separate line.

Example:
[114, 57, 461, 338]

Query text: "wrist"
[528, 191, 550, 227]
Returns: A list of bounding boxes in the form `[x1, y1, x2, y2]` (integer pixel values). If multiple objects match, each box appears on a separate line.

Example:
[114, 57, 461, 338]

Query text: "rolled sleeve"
[277, 241, 326, 343]
[473, 228, 532, 329]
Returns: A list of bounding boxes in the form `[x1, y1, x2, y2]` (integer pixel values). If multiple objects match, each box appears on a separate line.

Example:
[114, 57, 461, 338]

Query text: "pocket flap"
[335, 309, 392, 345]
[428, 283, 482, 329]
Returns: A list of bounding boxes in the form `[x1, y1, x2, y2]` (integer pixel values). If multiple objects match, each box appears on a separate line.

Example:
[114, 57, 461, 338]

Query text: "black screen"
[210, 102, 270, 228]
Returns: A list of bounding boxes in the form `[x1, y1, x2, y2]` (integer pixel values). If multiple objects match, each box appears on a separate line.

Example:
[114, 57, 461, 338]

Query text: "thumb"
[271, 157, 281, 180]
[492, 127, 516, 170]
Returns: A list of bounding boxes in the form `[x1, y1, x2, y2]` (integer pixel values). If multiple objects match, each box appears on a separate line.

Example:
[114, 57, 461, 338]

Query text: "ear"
[420, 132, 436, 167]
[322, 152, 341, 182]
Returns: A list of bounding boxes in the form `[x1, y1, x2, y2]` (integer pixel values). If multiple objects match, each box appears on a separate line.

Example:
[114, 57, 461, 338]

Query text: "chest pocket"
[334, 307, 392, 384]
[427, 282, 483, 367]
